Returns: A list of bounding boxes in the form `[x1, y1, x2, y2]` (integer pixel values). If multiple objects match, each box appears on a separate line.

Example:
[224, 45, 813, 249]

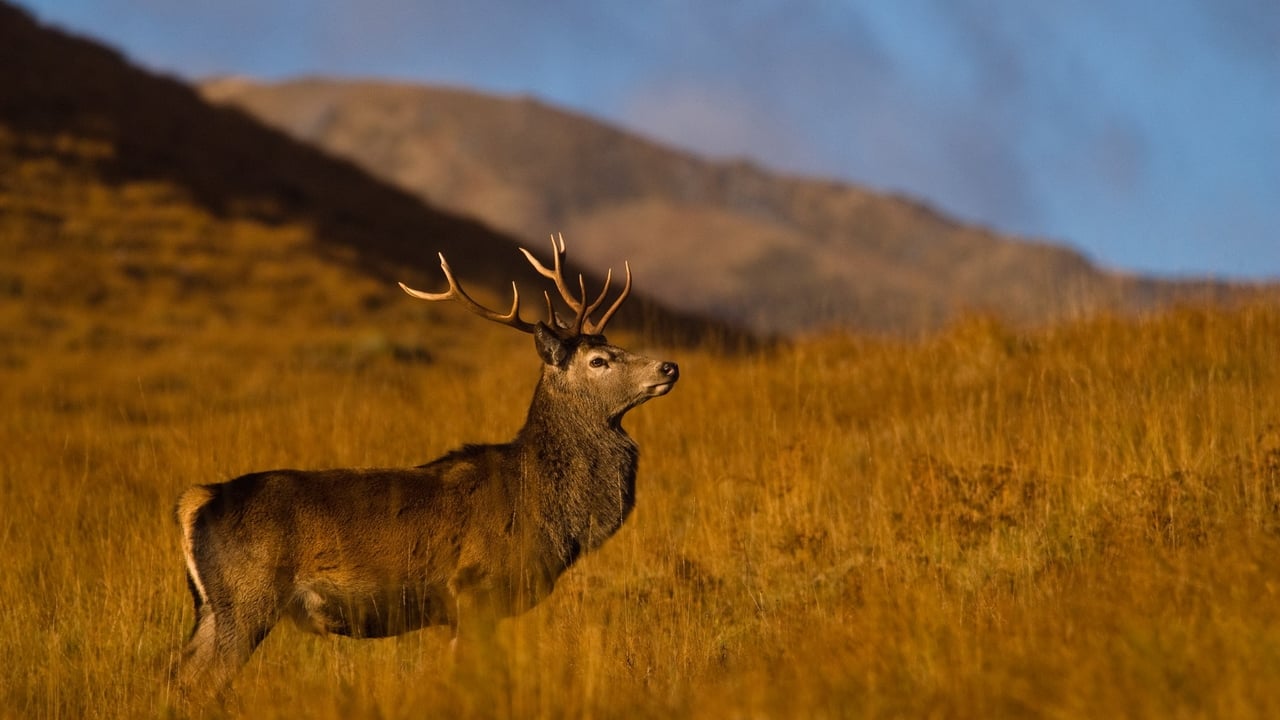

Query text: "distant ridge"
[203, 76, 1254, 335]
[0, 3, 727, 344]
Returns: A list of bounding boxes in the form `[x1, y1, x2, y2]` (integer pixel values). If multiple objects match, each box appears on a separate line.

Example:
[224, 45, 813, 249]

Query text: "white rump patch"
[176, 486, 214, 605]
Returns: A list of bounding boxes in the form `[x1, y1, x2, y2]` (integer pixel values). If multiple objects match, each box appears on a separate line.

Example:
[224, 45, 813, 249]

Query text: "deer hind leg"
[174, 556, 282, 711]
[173, 488, 282, 710]
[175, 602, 277, 710]
[174, 605, 219, 706]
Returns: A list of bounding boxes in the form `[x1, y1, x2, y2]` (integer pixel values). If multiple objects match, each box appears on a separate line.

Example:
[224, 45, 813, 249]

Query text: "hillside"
[201, 77, 1245, 335]
[0, 3, 725, 352]
[8, 4, 1280, 718]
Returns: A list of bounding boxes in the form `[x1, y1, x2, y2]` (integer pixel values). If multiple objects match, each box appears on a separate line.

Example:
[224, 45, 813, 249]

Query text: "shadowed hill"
[0, 3, 735, 347]
[202, 76, 1259, 335]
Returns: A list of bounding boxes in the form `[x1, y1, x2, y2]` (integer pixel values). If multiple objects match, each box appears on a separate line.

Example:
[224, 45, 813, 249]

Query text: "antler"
[399, 253, 537, 334]
[399, 236, 632, 336]
[519, 233, 632, 335]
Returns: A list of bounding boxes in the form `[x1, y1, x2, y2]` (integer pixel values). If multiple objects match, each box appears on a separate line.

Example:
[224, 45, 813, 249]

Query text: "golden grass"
[5, 135, 1280, 718]
[4, 291, 1280, 717]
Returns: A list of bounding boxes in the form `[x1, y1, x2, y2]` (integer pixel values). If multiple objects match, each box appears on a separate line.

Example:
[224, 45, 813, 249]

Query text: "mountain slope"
[201, 77, 1243, 335]
[0, 3, 722, 350]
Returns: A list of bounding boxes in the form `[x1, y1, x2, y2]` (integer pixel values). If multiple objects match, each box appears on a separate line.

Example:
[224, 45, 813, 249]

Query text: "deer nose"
[660, 362, 679, 380]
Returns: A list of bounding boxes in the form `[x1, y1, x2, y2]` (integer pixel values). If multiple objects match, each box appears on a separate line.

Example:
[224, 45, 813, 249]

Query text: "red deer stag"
[173, 236, 678, 706]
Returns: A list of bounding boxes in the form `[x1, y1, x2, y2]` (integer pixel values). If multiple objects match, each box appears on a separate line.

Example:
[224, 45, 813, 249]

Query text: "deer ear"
[534, 322, 569, 367]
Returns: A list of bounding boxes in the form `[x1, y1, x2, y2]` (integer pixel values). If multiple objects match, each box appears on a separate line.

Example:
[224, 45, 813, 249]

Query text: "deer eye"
[589, 356, 608, 369]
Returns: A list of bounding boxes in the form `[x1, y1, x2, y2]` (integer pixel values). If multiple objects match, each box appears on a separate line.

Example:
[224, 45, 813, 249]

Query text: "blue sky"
[19, 0, 1280, 279]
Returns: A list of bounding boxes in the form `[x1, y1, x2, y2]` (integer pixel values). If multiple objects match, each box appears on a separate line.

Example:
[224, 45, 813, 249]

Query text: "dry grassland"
[4, 141, 1280, 718]
[4, 296, 1280, 718]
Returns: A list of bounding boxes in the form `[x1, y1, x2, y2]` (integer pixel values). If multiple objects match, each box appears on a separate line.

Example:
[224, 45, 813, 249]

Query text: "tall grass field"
[5, 14, 1280, 716]
[4, 277, 1280, 717]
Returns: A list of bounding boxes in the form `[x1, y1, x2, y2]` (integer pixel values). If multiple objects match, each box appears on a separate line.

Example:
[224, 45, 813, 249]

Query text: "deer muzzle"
[644, 361, 679, 397]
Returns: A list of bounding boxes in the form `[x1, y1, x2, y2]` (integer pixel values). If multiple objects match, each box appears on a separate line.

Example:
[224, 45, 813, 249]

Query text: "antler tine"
[399, 253, 536, 333]
[519, 236, 583, 313]
[542, 290, 571, 330]
[584, 261, 631, 335]
[582, 268, 613, 319]
[570, 273, 589, 334]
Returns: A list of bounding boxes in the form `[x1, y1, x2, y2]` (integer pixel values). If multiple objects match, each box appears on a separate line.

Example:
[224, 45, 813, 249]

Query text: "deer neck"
[515, 383, 639, 564]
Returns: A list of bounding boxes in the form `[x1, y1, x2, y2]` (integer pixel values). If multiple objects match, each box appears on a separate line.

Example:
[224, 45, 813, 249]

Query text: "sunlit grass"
[4, 292, 1280, 718]
[4, 136, 1280, 717]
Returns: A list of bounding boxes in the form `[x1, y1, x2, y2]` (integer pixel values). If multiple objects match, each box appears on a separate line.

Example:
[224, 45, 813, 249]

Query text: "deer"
[172, 235, 679, 708]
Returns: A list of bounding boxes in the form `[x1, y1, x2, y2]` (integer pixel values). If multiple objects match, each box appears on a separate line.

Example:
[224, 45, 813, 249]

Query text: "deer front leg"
[450, 587, 500, 664]
[448, 586, 512, 717]
[447, 563, 512, 682]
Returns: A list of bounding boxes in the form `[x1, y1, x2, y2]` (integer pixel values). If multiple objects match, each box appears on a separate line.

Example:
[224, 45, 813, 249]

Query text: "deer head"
[399, 234, 677, 421]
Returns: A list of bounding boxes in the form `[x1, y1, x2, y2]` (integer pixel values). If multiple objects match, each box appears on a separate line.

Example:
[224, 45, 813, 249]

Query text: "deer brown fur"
[173, 237, 678, 707]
